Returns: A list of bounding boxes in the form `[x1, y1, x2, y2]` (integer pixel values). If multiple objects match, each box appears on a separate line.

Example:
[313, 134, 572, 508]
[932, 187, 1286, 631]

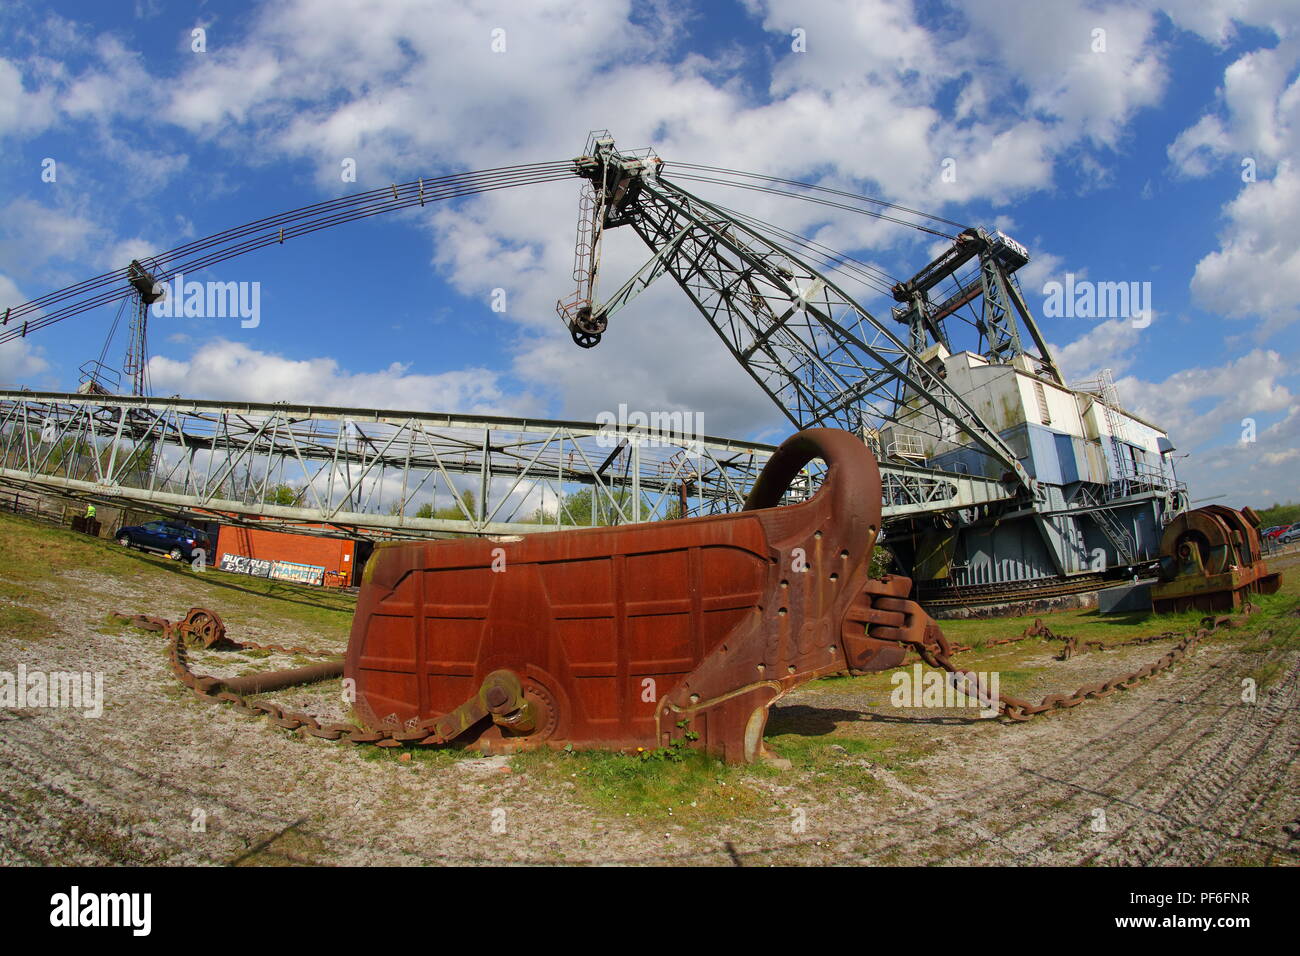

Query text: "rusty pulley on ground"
[348, 427, 899, 764]
[1151, 504, 1280, 613]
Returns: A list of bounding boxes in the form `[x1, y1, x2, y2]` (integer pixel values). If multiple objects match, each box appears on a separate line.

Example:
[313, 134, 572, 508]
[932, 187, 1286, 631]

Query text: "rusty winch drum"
[346, 427, 907, 764]
[1151, 504, 1280, 614]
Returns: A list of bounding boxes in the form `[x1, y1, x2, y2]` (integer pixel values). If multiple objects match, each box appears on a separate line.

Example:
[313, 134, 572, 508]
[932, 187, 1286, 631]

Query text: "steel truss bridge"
[0, 390, 1015, 539]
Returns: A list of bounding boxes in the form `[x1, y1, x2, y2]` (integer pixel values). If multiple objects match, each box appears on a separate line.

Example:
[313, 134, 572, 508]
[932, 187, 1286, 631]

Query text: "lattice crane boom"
[558, 133, 1033, 490]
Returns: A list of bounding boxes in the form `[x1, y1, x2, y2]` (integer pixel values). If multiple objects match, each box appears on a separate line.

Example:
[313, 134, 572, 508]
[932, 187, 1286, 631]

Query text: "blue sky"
[1, 0, 1298, 506]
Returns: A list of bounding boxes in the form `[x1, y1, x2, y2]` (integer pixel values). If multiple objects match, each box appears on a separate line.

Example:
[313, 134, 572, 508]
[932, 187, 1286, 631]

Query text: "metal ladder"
[1081, 484, 1136, 567]
[1097, 369, 1132, 499]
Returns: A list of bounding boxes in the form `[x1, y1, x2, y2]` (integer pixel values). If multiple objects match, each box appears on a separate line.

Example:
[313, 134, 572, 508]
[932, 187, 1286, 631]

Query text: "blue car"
[114, 519, 212, 561]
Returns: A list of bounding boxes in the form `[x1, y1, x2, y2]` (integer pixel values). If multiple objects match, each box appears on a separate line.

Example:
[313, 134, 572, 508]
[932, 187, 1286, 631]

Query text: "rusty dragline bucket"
[1150, 504, 1281, 614]
[345, 427, 911, 764]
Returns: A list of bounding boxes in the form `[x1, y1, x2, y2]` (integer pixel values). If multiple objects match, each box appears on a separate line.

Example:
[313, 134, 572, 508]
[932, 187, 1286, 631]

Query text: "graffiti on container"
[269, 560, 325, 586]
[218, 553, 326, 585]
[218, 554, 273, 577]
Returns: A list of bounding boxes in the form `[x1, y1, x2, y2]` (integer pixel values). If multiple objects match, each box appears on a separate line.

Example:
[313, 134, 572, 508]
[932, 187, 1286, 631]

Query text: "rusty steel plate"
[346, 427, 887, 764]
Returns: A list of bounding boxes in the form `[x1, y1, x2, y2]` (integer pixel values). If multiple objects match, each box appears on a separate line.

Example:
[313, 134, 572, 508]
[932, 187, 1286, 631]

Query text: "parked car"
[114, 519, 212, 560]
[1277, 523, 1300, 545]
[1265, 524, 1291, 540]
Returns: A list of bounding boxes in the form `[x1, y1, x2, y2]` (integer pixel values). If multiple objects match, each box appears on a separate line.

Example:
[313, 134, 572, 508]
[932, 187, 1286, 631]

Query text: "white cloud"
[105, 237, 159, 269]
[1168, 34, 1299, 178]
[1016, 250, 1064, 302]
[0, 339, 47, 385]
[0, 197, 164, 294]
[1159, 0, 1299, 51]
[1080, 346, 1298, 508]
[1171, 401, 1300, 508]
[151, 0, 1179, 222]
[1168, 113, 1230, 178]
[7, 0, 1296, 485]
[0, 56, 55, 137]
[0, 25, 185, 200]
[1260, 447, 1299, 466]
[945, 0, 1167, 150]
[140, 0, 1186, 436]
[0, 198, 101, 274]
[147, 338, 530, 415]
[1190, 160, 1300, 328]
[1165, 8, 1300, 327]
[1053, 316, 1147, 382]
[1117, 348, 1292, 444]
[0, 273, 50, 384]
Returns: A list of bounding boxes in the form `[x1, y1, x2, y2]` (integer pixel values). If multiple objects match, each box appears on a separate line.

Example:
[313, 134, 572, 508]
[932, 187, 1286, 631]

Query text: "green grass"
[507, 713, 938, 827]
[818, 559, 1300, 698]
[764, 724, 932, 783]
[511, 746, 772, 826]
[938, 604, 1202, 648]
[1246, 658, 1286, 692]
[0, 510, 148, 585]
[0, 510, 356, 640]
[503, 718, 935, 827]
[0, 576, 29, 601]
[0, 603, 59, 643]
[1241, 621, 1300, 655]
[932, 563, 1300, 652]
[797, 559, 1300, 746]
[93, 615, 139, 638]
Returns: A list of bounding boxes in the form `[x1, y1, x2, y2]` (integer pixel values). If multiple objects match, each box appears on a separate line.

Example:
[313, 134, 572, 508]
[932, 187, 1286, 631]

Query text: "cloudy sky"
[1, 0, 1298, 508]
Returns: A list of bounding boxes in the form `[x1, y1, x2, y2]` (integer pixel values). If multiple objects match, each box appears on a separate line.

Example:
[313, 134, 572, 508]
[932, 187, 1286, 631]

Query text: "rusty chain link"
[854, 579, 1260, 722]
[111, 608, 452, 747]
[117, 587, 1260, 747]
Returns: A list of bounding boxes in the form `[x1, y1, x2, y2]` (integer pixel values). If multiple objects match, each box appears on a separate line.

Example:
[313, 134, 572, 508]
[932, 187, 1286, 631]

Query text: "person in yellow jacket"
[85, 503, 96, 519]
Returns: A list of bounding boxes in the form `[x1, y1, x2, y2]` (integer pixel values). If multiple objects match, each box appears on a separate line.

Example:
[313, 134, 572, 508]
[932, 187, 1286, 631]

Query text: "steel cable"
[0, 162, 573, 344]
[668, 171, 961, 241]
[671, 161, 969, 231]
[3, 156, 973, 346]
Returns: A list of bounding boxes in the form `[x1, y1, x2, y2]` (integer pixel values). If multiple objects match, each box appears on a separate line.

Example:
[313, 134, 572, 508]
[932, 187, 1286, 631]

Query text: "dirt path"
[2, 558, 1297, 866]
[825, 643, 1299, 866]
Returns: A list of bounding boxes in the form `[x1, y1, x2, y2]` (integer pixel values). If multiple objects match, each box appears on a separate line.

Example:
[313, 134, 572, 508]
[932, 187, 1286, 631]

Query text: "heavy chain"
[854, 578, 1257, 722]
[928, 617, 1207, 662]
[1020, 616, 1213, 661]
[117, 587, 1257, 747]
[111, 608, 451, 747]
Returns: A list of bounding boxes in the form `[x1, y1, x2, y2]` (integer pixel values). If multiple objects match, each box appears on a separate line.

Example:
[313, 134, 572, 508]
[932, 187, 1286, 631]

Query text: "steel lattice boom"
[556, 132, 1187, 600]
[557, 132, 1031, 489]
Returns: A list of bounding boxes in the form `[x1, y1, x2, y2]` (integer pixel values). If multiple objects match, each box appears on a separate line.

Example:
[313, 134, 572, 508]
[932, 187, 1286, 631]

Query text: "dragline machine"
[0, 132, 1186, 607]
[556, 132, 1186, 606]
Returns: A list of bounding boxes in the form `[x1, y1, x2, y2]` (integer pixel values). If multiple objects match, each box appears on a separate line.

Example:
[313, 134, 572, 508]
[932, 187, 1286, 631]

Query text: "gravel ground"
[2, 557, 1297, 866]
